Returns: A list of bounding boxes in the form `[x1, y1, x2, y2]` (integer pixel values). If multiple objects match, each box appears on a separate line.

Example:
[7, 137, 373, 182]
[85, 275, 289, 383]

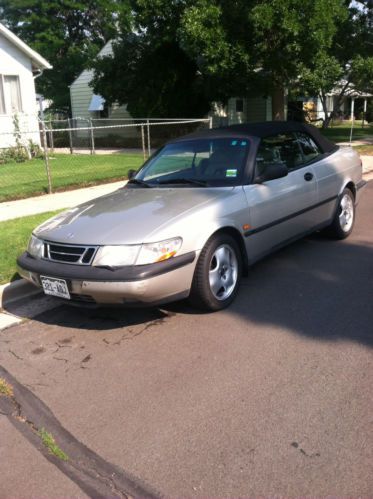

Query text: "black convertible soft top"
[175, 121, 338, 154]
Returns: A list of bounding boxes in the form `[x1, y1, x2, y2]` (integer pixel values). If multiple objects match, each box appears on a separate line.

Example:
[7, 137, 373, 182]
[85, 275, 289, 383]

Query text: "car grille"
[43, 242, 98, 265]
[70, 293, 96, 303]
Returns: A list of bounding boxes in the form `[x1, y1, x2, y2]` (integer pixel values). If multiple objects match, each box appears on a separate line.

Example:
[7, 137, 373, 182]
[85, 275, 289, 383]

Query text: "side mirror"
[256, 163, 288, 183]
[127, 169, 137, 180]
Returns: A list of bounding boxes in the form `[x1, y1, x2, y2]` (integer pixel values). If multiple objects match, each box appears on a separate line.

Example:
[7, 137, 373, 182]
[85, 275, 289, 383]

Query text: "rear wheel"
[327, 188, 355, 239]
[189, 233, 242, 311]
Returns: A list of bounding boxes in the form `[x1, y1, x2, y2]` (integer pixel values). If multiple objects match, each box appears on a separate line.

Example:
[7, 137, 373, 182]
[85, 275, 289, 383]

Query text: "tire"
[327, 188, 355, 239]
[189, 233, 242, 311]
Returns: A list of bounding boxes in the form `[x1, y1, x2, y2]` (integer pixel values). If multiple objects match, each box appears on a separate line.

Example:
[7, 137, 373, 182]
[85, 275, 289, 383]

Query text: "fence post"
[209, 116, 213, 129]
[48, 120, 54, 153]
[349, 116, 355, 145]
[362, 98, 367, 128]
[146, 119, 151, 158]
[89, 118, 95, 155]
[41, 121, 52, 194]
[68, 118, 74, 154]
[141, 125, 146, 161]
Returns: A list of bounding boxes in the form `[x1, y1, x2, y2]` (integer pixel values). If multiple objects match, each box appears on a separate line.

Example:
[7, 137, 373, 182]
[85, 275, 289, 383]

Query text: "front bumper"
[17, 251, 197, 306]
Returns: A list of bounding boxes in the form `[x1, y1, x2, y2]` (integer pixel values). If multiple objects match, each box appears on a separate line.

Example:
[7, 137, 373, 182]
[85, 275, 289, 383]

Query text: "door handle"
[304, 172, 314, 181]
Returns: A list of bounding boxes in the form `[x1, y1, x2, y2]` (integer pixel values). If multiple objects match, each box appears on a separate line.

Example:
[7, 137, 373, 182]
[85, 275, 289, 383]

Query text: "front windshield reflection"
[136, 138, 250, 187]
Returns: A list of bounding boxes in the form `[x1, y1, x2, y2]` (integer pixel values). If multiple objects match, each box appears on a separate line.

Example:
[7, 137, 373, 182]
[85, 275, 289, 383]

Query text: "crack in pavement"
[291, 441, 320, 458]
[8, 349, 23, 360]
[102, 318, 166, 347]
[53, 356, 69, 363]
[0, 365, 162, 499]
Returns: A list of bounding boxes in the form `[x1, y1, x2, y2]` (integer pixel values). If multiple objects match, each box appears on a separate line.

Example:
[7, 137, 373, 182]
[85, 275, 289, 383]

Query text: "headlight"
[28, 235, 44, 259]
[92, 245, 141, 267]
[92, 237, 183, 267]
[136, 237, 182, 265]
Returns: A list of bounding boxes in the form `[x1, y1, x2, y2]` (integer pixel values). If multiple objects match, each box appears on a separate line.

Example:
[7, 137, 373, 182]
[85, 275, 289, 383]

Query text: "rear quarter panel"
[312, 146, 362, 223]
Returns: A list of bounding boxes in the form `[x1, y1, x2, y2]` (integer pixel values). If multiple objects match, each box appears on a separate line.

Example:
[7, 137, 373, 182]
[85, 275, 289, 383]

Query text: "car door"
[242, 132, 318, 263]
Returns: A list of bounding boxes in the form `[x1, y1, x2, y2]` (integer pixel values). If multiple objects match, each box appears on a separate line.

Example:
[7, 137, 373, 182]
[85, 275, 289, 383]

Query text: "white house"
[0, 22, 51, 148]
[209, 96, 273, 127]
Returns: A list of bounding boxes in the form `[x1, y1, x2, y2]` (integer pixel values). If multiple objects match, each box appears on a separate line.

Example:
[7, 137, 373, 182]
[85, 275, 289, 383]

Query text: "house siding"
[70, 41, 137, 139]
[210, 96, 272, 127]
[0, 32, 40, 148]
[246, 96, 270, 122]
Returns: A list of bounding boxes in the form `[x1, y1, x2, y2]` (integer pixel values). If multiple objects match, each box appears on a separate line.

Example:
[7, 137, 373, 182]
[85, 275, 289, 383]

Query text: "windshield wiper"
[157, 178, 208, 187]
[127, 178, 152, 188]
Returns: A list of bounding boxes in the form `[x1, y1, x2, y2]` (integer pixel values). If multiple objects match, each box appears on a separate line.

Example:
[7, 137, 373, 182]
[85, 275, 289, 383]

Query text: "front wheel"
[189, 233, 242, 311]
[327, 188, 355, 239]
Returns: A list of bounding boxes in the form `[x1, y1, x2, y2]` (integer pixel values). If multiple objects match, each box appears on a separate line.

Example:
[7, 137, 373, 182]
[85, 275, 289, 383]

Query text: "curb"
[0, 279, 41, 309]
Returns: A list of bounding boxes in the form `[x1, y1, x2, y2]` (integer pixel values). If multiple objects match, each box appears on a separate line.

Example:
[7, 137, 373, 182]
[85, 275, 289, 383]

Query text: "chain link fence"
[0, 117, 211, 202]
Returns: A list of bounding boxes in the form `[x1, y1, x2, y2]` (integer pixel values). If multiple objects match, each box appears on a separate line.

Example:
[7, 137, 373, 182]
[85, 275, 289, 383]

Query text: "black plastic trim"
[244, 195, 338, 237]
[356, 180, 367, 191]
[17, 251, 196, 282]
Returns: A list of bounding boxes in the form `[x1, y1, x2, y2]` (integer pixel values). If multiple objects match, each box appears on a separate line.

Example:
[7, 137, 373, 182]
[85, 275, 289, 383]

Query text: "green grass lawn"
[352, 145, 373, 156]
[0, 210, 61, 284]
[319, 121, 373, 143]
[0, 153, 144, 202]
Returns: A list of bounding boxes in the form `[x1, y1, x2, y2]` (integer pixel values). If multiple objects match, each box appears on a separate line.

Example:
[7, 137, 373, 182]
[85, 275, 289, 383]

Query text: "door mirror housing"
[256, 163, 288, 183]
[127, 169, 137, 180]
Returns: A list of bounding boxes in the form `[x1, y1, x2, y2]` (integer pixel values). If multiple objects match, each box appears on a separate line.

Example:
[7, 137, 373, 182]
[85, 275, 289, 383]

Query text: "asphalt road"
[1, 182, 372, 498]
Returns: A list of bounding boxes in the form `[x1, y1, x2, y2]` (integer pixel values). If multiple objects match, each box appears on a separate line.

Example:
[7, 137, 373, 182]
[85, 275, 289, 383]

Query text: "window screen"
[0, 78, 5, 114]
[4, 76, 22, 113]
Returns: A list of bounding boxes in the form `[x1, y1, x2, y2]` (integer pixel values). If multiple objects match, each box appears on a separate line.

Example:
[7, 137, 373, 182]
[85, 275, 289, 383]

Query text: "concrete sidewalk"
[361, 154, 373, 174]
[1, 155, 373, 223]
[0, 180, 126, 222]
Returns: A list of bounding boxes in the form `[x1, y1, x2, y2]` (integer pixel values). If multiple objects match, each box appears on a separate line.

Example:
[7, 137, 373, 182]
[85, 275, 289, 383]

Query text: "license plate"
[40, 276, 70, 299]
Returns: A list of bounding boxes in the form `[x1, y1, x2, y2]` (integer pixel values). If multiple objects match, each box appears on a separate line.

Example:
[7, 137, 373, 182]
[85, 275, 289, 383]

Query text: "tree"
[297, 1, 373, 126]
[90, 35, 211, 118]
[90, 0, 373, 124]
[0, 0, 130, 112]
[180, 0, 355, 121]
[90, 0, 212, 117]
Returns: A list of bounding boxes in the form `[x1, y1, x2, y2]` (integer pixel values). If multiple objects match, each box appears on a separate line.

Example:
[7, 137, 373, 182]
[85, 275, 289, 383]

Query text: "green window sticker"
[226, 169, 237, 177]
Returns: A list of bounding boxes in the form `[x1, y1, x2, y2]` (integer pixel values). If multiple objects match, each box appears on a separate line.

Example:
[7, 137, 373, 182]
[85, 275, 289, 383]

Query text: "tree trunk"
[319, 92, 330, 128]
[271, 87, 285, 120]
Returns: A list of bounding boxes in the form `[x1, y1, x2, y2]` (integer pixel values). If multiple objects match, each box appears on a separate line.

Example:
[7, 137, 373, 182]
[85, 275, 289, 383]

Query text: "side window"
[255, 133, 303, 177]
[296, 132, 322, 163]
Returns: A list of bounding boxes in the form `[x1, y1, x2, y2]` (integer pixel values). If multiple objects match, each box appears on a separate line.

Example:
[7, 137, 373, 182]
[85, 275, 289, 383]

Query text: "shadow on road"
[227, 233, 373, 347]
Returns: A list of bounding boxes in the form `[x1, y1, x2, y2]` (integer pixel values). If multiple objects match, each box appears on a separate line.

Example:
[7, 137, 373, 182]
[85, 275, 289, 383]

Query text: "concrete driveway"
[1, 183, 372, 498]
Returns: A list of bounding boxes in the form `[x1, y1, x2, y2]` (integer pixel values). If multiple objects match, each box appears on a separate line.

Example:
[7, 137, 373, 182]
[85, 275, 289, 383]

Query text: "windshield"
[135, 137, 250, 187]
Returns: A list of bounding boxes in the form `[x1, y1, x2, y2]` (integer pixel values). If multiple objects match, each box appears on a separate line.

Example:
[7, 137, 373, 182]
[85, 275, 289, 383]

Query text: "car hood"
[34, 186, 236, 245]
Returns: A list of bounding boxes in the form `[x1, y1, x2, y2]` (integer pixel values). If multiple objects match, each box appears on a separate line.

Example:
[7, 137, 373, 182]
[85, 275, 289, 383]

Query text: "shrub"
[0, 145, 28, 164]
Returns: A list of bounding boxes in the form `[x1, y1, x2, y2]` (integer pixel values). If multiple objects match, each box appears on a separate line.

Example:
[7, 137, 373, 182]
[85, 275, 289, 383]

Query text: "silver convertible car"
[18, 122, 365, 311]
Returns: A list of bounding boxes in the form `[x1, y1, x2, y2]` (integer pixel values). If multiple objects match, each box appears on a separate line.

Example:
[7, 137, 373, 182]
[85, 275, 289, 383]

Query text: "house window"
[88, 94, 109, 118]
[0, 75, 23, 113]
[236, 98, 244, 113]
[98, 103, 109, 118]
[0, 78, 5, 114]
